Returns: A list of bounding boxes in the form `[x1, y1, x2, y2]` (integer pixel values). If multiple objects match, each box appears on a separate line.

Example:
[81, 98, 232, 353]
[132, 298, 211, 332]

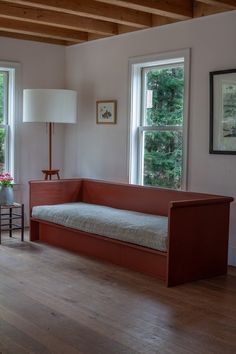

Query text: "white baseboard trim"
[228, 246, 236, 266]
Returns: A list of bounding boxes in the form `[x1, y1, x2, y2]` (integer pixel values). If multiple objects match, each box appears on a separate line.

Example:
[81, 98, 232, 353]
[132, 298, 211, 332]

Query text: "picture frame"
[96, 100, 117, 124]
[210, 69, 236, 154]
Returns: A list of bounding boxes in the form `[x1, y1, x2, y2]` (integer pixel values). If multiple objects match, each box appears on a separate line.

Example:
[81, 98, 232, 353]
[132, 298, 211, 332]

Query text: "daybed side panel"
[29, 179, 83, 209]
[167, 200, 232, 286]
[38, 220, 167, 280]
[29, 179, 83, 241]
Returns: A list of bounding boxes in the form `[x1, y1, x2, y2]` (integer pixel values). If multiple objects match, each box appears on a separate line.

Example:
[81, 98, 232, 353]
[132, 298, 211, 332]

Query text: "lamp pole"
[42, 122, 60, 180]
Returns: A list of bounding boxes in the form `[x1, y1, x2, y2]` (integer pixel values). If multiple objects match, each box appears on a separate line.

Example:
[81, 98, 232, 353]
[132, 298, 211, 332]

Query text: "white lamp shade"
[23, 89, 77, 123]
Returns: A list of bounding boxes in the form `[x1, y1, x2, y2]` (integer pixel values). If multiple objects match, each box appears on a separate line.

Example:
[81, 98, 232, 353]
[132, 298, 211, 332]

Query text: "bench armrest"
[167, 198, 233, 286]
[29, 179, 83, 211]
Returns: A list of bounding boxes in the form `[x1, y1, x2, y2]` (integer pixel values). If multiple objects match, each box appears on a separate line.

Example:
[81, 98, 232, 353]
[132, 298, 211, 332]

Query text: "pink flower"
[0, 172, 14, 187]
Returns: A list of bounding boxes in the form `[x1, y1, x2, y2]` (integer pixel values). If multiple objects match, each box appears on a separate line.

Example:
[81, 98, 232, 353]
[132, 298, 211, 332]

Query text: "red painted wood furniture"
[29, 179, 233, 286]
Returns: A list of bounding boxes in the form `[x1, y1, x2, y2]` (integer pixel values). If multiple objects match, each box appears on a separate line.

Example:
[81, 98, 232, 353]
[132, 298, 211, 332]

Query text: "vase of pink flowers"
[0, 172, 14, 205]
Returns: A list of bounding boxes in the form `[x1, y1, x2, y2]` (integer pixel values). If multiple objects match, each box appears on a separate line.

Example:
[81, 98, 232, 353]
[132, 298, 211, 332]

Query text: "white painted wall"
[65, 11, 236, 264]
[0, 37, 65, 215]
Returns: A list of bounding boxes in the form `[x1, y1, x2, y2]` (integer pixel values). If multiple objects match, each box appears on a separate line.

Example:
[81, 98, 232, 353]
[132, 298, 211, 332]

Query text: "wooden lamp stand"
[23, 89, 77, 180]
[42, 123, 60, 180]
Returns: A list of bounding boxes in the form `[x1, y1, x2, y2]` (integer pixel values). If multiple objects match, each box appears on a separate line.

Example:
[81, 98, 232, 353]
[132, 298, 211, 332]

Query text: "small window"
[129, 50, 190, 190]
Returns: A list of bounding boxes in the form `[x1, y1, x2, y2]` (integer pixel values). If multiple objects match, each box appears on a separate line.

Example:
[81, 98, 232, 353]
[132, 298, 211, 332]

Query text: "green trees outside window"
[0, 72, 8, 173]
[142, 66, 184, 189]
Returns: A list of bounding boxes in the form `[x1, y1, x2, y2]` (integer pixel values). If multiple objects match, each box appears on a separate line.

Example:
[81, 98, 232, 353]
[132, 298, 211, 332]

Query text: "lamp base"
[42, 169, 60, 180]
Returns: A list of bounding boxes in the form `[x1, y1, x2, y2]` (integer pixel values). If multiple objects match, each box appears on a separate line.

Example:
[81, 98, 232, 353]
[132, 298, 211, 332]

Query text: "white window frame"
[0, 61, 21, 182]
[0, 71, 9, 171]
[128, 49, 190, 190]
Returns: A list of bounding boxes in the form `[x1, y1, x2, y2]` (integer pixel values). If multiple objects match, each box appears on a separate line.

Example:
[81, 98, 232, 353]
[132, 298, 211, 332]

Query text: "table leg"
[0, 207, 1, 245]
[21, 204, 24, 241]
[9, 207, 12, 237]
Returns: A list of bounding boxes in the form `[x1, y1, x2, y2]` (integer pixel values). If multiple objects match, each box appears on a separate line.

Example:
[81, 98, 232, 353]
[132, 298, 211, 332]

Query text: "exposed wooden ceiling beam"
[117, 24, 139, 34]
[152, 15, 178, 26]
[0, 18, 88, 42]
[0, 2, 117, 36]
[0, 29, 71, 45]
[94, 0, 193, 20]
[88, 33, 108, 41]
[193, 1, 229, 16]
[117, 15, 177, 35]
[1, 0, 152, 28]
[0, 0, 233, 47]
[197, 0, 236, 9]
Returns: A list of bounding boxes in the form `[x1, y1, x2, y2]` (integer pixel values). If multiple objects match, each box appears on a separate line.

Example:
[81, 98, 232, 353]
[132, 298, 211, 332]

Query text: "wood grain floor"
[0, 231, 236, 354]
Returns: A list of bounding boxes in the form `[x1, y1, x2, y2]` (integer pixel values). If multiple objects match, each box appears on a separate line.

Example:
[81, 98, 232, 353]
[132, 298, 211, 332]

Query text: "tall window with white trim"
[129, 50, 190, 190]
[0, 70, 9, 172]
[0, 63, 19, 179]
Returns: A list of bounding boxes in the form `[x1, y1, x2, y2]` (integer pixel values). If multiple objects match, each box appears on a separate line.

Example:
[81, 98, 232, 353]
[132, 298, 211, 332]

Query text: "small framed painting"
[96, 100, 117, 124]
[210, 69, 236, 154]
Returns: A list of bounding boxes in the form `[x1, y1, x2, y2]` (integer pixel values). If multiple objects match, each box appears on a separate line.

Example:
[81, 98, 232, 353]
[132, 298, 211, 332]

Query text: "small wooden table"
[0, 203, 24, 244]
[42, 169, 60, 180]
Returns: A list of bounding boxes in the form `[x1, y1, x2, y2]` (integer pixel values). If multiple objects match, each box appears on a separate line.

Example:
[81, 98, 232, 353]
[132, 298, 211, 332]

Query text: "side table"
[0, 203, 24, 244]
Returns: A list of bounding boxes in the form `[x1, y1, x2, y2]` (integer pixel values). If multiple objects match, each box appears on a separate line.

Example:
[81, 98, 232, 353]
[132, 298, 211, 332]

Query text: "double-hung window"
[0, 70, 10, 172]
[0, 62, 20, 179]
[129, 50, 190, 190]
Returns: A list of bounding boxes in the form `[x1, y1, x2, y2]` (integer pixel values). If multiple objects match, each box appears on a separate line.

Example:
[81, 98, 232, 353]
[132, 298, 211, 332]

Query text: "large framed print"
[210, 69, 236, 154]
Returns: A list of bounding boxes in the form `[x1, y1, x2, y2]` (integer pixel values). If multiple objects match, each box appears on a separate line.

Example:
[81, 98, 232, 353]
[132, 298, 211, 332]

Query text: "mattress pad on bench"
[32, 202, 168, 252]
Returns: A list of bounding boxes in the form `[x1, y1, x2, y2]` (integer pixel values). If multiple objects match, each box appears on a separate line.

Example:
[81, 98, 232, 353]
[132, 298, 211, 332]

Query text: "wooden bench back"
[29, 178, 230, 217]
[81, 179, 216, 216]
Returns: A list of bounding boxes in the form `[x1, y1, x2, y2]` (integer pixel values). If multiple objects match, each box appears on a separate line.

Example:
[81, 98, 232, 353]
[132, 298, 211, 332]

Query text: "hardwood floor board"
[0, 317, 50, 353]
[0, 264, 161, 353]
[0, 277, 140, 354]
[17, 290, 159, 354]
[0, 241, 178, 354]
[169, 282, 236, 317]
[0, 241, 152, 353]
[0, 304, 82, 354]
[202, 273, 236, 293]
[0, 231, 236, 353]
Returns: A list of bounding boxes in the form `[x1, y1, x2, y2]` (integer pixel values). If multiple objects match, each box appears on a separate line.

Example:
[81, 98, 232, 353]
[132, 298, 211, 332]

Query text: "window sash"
[0, 71, 9, 172]
[141, 63, 184, 127]
[138, 63, 185, 186]
[0, 125, 9, 172]
[139, 125, 183, 133]
[0, 61, 21, 181]
[138, 127, 183, 186]
[2, 71, 9, 125]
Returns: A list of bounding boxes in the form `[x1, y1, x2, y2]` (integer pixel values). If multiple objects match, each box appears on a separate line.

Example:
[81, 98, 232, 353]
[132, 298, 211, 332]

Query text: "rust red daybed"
[29, 178, 233, 286]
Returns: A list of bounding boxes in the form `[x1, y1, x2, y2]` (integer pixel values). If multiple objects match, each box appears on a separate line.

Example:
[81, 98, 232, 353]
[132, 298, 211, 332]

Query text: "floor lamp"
[23, 89, 77, 180]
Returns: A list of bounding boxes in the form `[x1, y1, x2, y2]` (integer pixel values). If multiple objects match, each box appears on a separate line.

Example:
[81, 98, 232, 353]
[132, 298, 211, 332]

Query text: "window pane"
[0, 128, 6, 173]
[144, 66, 184, 126]
[0, 72, 8, 124]
[143, 130, 183, 189]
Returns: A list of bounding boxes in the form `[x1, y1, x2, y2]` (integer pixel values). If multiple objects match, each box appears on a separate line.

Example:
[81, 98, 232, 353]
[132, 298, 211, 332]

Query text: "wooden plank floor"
[0, 231, 236, 354]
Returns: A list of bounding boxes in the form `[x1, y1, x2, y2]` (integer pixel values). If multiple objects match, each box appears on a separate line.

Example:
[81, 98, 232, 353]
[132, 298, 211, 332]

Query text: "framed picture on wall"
[96, 100, 117, 124]
[210, 69, 236, 154]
